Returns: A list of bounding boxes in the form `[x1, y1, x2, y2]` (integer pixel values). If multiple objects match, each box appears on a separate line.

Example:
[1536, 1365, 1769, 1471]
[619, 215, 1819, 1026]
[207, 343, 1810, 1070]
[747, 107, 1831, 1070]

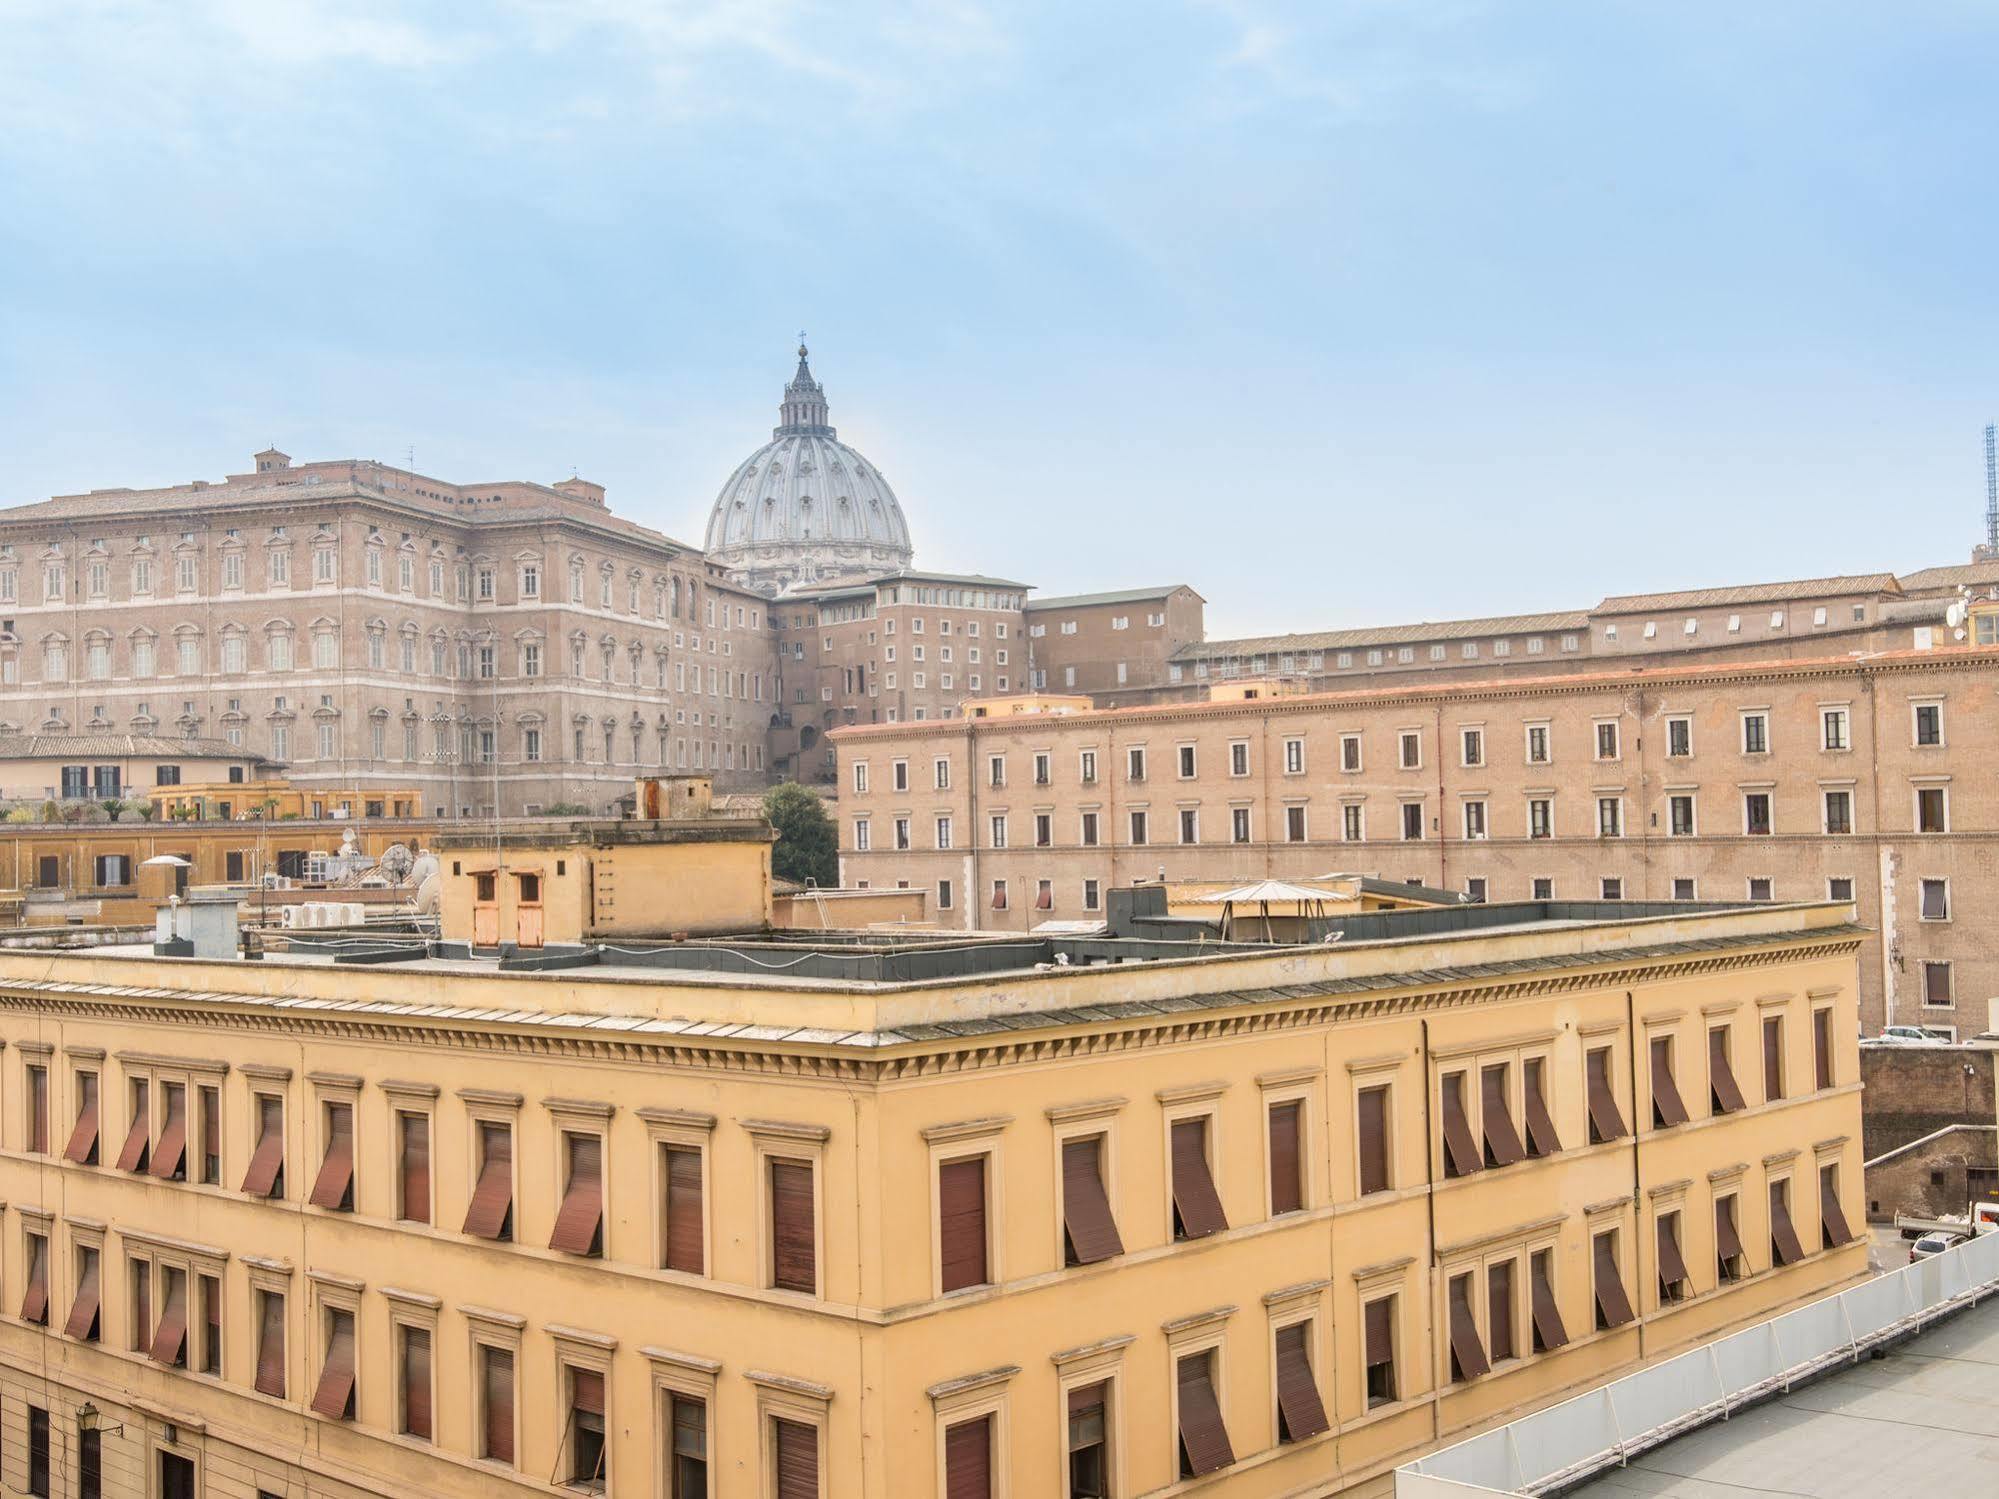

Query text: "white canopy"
[1187, 880, 1341, 905]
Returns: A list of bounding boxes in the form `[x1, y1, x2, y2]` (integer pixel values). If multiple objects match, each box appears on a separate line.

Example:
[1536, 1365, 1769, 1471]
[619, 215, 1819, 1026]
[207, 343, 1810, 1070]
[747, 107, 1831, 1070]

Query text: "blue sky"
[2, 1, 1995, 637]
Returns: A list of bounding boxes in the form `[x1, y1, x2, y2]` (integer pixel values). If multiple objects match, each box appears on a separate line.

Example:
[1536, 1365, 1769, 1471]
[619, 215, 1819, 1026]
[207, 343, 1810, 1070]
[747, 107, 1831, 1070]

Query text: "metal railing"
[1396, 1229, 1999, 1496]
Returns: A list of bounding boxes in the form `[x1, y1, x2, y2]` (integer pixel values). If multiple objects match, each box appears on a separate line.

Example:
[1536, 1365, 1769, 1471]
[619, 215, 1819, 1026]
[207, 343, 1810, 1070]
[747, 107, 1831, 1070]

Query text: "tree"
[763, 782, 838, 888]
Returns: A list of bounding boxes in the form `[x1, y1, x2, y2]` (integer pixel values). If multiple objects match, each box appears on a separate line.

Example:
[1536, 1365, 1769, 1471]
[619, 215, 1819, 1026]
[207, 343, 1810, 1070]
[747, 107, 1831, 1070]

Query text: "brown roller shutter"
[770, 1158, 817, 1293]
[1062, 1136, 1124, 1264]
[399, 1113, 430, 1223]
[1273, 1323, 1330, 1440]
[1357, 1086, 1391, 1194]
[242, 1095, 286, 1198]
[1762, 1016, 1784, 1103]
[572, 1368, 605, 1415]
[938, 1156, 989, 1292]
[1708, 1030, 1746, 1115]
[1770, 1183, 1805, 1265]
[19, 1237, 47, 1325]
[774, 1416, 818, 1499]
[1174, 1352, 1235, 1476]
[462, 1123, 514, 1240]
[308, 1103, 355, 1211]
[1486, 1260, 1516, 1362]
[1480, 1066, 1525, 1166]
[1821, 1167, 1854, 1247]
[1363, 1298, 1396, 1400]
[1656, 1214, 1691, 1292]
[1447, 1275, 1490, 1380]
[149, 1084, 187, 1179]
[1649, 1038, 1689, 1128]
[403, 1326, 433, 1440]
[1592, 1233, 1635, 1328]
[63, 1252, 100, 1341]
[28, 1067, 46, 1155]
[944, 1414, 992, 1499]
[481, 1345, 515, 1462]
[550, 1134, 604, 1256]
[63, 1074, 99, 1165]
[1813, 1008, 1833, 1090]
[1585, 1048, 1627, 1143]
[664, 1145, 704, 1273]
[1715, 1195, 1744, 1261]
[1267, 1101, 1302, 1215]
[200, 1086, 220, 1181]
[150, 1274, 187, 1366]
[254, 1293, 287, 1399]
[1529, 1255, 1568, 1350]
[1170, 1119, 1229, 1238]
[1522, 1059, 1560, 1157]
[114, 1081, 150, 1173]
[311, 1312, 357, 1420]
[1440, 1073, 1482, 1177]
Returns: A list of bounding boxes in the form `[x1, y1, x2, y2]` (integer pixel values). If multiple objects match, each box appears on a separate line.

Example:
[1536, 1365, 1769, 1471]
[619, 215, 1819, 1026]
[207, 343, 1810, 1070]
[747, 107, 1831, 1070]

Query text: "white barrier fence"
[1397, 1229, 1999, 1496]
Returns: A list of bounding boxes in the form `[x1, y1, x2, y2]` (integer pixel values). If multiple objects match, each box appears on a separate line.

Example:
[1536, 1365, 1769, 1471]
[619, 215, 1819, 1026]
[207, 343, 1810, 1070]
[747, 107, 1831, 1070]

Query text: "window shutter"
[1061, 1136, 1124, 1264]
[1529, 1258, 1568, 1350]
[550, 1134, 605, 1256]
[1522, 1060, 1561, 1157]
[19, 1240, 47, 1325]
[462, 1123, 514, 1239]
[1364, 1299, 1395, 1393]
[1708, 1030, 1746, 1114]
[573, 1368, 605, 1415]
[770, 1159, 817, 1293]
[254, 1294, 286, 1398]
[1267, 1101, 1302, 1215]
[149, 1086, 188, 1179]
[1174, 1352, 1235, 1476]
[399, 1114, 430, 1223]
[774, 1417, 818, 1499]
[1479, 1067, 1525, 1166]
[63, 1254, 100, 1341]
[944, 1414, 992, 1499]
[937, 1157, 989, 1293]
[664, 1145, 704, 1274]
[242, 1096, 285, 1198]
[114, 1082, 150, 1173]
[1357, 1086, 1391, 1194]
[1813, 1010, 1833, 1090]
[1592, 1235, 1635, 1328]
[310, 1313, 357, 1420]
[1820, 1169, 1854, 1247]
[1770, 1184, 1806, 1265]
[481, 1346, 515, 1462]
[403, 1327, 433, 1440]
[1170, 1119, 1229, 1238]
[308, 1103, 355, 1210]
[1486, 1261, 1516, 1362]
[63, 1074, 98, 1164]
[1439, 1074, 1482, 1177]
[1585, 1049, 1627, 1143]
[1649, 1038, 1690, 1127]
[1715, 1196, 1744, 1263]
[1447, 1276, 1490, 1380]
[1763, 1017, 1784, 1103]
[1656, 1215, 1691, 1291]
[1273, 1323, 1330, 1440]
[149, 1275, 188, 1366]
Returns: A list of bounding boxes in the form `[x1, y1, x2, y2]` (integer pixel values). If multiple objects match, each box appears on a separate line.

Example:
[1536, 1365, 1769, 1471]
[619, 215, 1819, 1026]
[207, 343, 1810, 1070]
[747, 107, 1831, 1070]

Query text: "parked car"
[1910, 1231, 1965, 1262]
[1870, 1025, 1959, 1045]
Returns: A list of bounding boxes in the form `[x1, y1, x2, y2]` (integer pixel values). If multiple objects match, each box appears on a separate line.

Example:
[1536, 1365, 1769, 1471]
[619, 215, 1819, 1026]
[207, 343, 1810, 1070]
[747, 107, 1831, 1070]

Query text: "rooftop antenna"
[1985, 424, 1997, 554]
[406, 445, 416, 473]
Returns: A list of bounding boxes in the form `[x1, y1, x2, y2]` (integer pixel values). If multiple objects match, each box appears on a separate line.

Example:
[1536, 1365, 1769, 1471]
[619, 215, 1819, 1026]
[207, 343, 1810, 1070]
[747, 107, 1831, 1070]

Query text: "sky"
[2, 1, 1996, 638]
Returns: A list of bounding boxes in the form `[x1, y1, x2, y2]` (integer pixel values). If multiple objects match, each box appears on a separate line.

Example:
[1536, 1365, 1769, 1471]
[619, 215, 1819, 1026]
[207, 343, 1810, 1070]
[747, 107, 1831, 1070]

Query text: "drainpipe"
[1433, 702, 1448, 891]
[964, 719, 979, 934]
[1627, 988, 1645, 1360]
[1421, 1018, 1442, 1444]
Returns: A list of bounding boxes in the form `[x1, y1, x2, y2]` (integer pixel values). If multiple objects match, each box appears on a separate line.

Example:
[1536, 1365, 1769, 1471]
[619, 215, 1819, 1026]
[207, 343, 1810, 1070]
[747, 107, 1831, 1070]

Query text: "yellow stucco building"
[0, 895, 1864, 1497]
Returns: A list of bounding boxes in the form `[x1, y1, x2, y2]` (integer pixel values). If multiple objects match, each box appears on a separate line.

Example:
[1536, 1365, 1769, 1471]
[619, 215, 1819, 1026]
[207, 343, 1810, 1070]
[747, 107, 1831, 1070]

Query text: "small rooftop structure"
[962, 693, 1093, 719]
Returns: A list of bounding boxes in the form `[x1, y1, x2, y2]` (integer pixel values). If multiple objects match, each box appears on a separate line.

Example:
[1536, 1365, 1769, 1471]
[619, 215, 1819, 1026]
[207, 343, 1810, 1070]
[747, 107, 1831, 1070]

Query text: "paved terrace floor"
[1566, 1293, 1999, 1497]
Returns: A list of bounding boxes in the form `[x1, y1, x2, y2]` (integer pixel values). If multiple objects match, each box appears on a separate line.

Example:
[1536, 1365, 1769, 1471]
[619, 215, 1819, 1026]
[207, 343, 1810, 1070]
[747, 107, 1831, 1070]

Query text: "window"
[1461, 727, 1483, 766]
[1592, 1229, 1634, 1329]
[1666, 717, 1691, 757]
[394, 1109, 430, 1223]
[1601, 877, 1623, 899]
[1067, 1381, 1110, 1498]
[1917, 786, 1948, 832]
[1914, 702, 1943, 746]
[1923, 961, 1954, 1008]
[1177, 744, 1196, 778]
[1340, 734, 1362, 772]
[1342, 804, 1363, 842]
[1169, 1116, 1228, 1241]
[1079, 749, 1097, 783]
[29, 1405, 48, 1497]
[1273, 1320, 1329, 1441]
[479, 1343, 516, 1462]
[1597, 797, 1622, 837]
[1400, 803, 1423, 841]
[1285, 805, 1306, 842]
[309, 1100, 355, 1211]
[1650, 1036, 1690, 1128]
[463, 1120, 514, 1241]
[1356, 1084, 1391, 1194]
[938, 879, 955, 912]
[1034, 813, 1052, 848]
[1586, 1046, 1628, 1143]
[1529, 798, 1552, 839]
[1742, 712, 1769, 754]
[1525, 724, 1550, 764]
[254, 1287, 286, 1397]
[1440, 1072, 1480, 1179]
[1175, 1348, 1234, 1477]
[1748, 876, 1773, 902]
[1657, 1210, 1691, 1301]
[1709, 1026, 1746, 1115]
[1083, 879, 1099, 911]
[1716, 1195, 1745, 1282]
[25, 1062, 47, 1154]
[1061, 1134, 1122, 1265]
[1822, 707, 1849, 750]
[1532, 877, 1553, 900]
[399, 1322, 433, 1440]
[1463, 800, 1487, 840]
[1820, 1163, 1854, 1249]
[1398, 731, 1420, 769]
[1127, 746, 1146, 781]
[1179, 808, 1199, 844]
[1669, 794, 1695, 836]
[551, 1132, 605, 1257]
[63, 1070, 99, 1165]
[1813, 1007, 1834, 1089]
[989, 815, 1007, 849]
[1447, 1271, 1489, 1382]
[1128, 810, 1148, 846]
[1266, 1100, 1303, 1215]
[1480, 1062, 1524, 1166]
[937, 1155, 990, 1293]
[563, 1367, 608, 1491]
[1744, 792, 1772, 835]
[21, 1232, 48, 1328]
[1485, 1261, 1517, 1364]
[1521, 1058, 1559, 1157]
[1594, 721, 1619, 760]
[1035, 879, 1053, 912]
[1230, 807, 1251, 843]
[668, 1392, 709, 1497]
[853, 762, 869, 794]
[1363, 1296, 1398, 1407]
[312, 1305, 358, 1421]
[1530, 1248, 1568, 1351]
[116, 1078, 150, 1174]
[1769, 1178, 1805, 1266]
[1824, 789, 1852, 834]
[769, 1156, 816, 1293]
[1283, 738, 1304, 774]
[1920, 878, 1950, 921]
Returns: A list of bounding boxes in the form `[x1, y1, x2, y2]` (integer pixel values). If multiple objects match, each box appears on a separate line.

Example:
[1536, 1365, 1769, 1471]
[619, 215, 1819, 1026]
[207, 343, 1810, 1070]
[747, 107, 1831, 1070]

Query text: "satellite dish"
[1954, 628, 1967, 641]
[1946, 601, 1967, 629]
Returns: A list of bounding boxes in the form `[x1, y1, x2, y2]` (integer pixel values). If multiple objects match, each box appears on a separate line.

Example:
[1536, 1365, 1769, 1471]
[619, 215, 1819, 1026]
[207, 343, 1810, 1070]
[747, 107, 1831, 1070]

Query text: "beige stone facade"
[0, 451, 782, 819]
[0, 899, 1862, 1496]
[833, 643, 1999, 1037]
